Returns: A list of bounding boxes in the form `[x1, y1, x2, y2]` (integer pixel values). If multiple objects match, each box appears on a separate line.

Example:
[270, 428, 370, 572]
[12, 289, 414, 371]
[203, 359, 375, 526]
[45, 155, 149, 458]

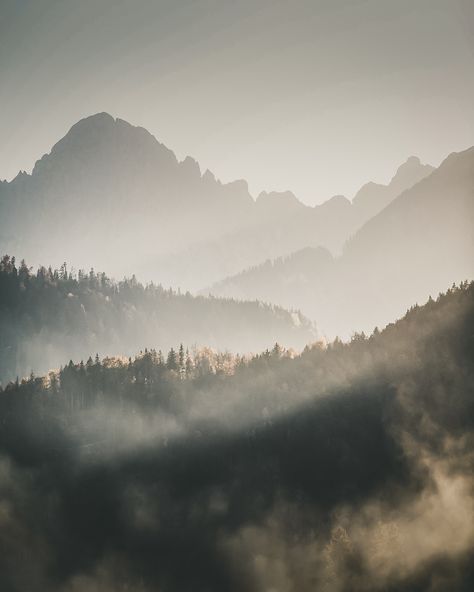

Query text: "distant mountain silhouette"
[352, 155, 435, 223]
[208, 147, 474, 337]
[0, 113, 433, 289]
[0, 113, 254, 277]
[142, 158, 433, 290]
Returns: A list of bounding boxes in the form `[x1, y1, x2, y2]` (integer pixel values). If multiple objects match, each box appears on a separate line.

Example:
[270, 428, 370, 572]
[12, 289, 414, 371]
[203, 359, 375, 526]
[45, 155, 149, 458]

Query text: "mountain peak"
[56, 112, 117, 144]
[319, 194, 351, 210]
[202, 169, 216, 184]
[180, 156, 201, 180]
[393, 155, 423, 177]
[78, 111, 115, 124]
[57, 112, 155, 144]
[389, 155, 434, 193]
[352, 155, 435, 215]
[31, 112, 178, 179]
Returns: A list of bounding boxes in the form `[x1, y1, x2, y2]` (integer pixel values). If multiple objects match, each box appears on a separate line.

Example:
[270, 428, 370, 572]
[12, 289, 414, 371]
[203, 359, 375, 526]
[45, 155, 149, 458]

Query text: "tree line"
[0, 254, 315, 384]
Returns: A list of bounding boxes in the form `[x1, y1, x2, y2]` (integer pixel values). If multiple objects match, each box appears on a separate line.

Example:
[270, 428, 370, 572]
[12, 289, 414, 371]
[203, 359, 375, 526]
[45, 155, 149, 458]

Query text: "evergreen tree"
[166, 348, 178, 371]
[178, 344, 185, 378]
[272, 342, 282, 358]
[185, 348, 193, 379]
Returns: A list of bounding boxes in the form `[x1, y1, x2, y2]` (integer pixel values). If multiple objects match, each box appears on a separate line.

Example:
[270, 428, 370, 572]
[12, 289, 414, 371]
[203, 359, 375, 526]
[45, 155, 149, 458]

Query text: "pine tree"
[185, 348, 193, 379]
[178, 344, 185, 378]
[157, 350, 164, 367]
[166, 348, 178, 371]
[272, 342, 282, 358]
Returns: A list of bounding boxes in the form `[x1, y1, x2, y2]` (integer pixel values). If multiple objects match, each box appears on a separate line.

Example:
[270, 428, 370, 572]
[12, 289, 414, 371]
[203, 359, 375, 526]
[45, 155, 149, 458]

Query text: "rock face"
[0, 112, 434, 289]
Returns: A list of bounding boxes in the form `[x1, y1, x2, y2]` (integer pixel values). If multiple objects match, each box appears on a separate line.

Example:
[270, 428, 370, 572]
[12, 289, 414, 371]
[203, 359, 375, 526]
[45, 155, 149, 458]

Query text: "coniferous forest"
[0, 282, 473, 590]
[0, 254, 313, 384]
[1, 3, 474, 591]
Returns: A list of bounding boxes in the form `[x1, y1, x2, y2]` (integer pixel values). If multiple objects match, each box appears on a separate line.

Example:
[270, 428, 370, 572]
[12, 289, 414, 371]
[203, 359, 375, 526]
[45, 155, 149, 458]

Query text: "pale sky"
[1, 0, 473, 204]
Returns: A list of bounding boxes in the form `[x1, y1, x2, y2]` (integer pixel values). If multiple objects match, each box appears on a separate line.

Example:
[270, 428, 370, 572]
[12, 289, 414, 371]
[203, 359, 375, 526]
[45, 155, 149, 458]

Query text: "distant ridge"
[209, 146, 474, 337]
[0, 112, 435, 290]
[352, 155, 435, 221]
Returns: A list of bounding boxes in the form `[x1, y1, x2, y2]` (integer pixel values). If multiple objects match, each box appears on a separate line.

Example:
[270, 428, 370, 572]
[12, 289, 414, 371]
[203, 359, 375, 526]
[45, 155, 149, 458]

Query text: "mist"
[0, 284, 473, 591]
[1, 2, 473, 590]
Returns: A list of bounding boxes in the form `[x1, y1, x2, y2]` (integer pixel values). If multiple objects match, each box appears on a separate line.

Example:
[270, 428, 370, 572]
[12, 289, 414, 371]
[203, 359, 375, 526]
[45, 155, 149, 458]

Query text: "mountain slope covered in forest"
[0, 283, 473, 591]
[0, 255, 314, 384]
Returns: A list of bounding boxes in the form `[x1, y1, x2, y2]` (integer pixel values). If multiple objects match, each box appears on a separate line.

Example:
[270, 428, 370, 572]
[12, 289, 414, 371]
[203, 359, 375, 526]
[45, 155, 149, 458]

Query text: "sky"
[0, 0, 473, 205]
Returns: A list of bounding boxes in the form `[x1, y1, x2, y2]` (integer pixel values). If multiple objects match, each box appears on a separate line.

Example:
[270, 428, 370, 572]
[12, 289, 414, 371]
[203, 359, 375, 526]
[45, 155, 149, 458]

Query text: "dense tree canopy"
[0, 254, 315, 384]
[0, 281, 473, 591]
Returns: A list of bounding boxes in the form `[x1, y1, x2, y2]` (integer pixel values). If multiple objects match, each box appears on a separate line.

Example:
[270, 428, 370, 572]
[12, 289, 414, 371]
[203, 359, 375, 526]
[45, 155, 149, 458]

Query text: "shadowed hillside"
[0, 282, 472, 591]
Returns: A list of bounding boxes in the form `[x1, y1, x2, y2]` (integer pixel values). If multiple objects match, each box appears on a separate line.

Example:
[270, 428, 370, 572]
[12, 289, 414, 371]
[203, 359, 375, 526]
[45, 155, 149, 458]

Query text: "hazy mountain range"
[0, 113, 472, 343]
[1, 113, 473, 592]
[147, 154, 435, 290]
[0, 113, 434, 290]
[209, 146, 474, 337]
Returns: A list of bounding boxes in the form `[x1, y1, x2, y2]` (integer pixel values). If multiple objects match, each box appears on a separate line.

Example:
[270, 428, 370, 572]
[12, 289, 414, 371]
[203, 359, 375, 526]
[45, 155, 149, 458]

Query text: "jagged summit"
[180, 155, 201, 179]
[202, 168, 216, 184]
[210, 145, 474, 338]
[389, 155, 434, 194]
[351, 154, 435, 222]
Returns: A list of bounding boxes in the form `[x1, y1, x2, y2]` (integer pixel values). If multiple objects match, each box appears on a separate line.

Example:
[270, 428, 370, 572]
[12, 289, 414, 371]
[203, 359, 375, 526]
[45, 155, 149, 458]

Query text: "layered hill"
[0, 113, 433, 289]
[0, 255, 315, 384]
[209, 146, 474, 338]
[144, 154, 434, 289]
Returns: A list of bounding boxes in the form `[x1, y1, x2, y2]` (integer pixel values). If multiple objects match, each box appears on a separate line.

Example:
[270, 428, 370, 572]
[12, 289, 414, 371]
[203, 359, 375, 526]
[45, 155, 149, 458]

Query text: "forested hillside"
[0, 255, 314, 384]
[0, 282, 473, 591]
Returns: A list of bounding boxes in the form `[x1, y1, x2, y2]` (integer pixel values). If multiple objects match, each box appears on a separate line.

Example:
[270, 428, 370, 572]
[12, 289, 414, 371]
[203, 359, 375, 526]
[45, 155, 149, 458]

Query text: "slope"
[0, 255, 315, 384]
[0, 283, 473, 591]
[209, 146, 473, 337]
